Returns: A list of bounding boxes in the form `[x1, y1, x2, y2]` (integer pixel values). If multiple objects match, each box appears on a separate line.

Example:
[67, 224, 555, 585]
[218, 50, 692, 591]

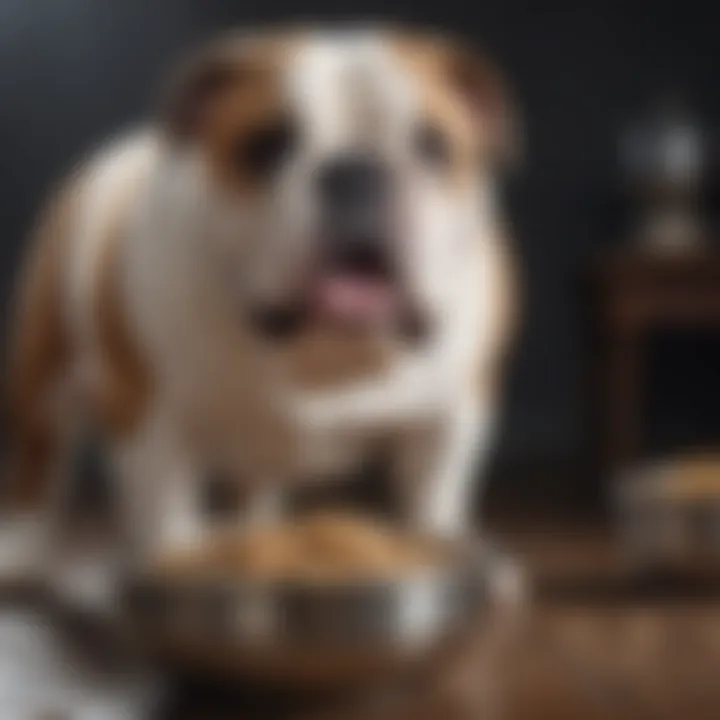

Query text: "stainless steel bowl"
[615, 460, 720, 571]
[121, 537, 490, 687]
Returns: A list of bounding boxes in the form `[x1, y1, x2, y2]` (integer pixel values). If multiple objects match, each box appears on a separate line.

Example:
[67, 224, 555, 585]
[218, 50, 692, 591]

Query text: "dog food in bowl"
[155, 512, 448, 584]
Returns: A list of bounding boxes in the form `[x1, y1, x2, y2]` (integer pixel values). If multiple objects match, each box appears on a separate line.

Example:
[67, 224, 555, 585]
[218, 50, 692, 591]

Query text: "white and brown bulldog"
[3, 27, 518, 576]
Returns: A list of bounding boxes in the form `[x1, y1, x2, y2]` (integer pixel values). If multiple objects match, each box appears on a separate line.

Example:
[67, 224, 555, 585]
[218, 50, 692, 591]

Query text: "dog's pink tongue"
[316, 275, 395, 321]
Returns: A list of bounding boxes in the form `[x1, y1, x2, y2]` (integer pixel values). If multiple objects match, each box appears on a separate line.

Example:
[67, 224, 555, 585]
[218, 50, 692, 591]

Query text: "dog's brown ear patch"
[392, 32, 521, 171]
[160, 32, 297, 142]
[160, 32, 302, 195]
[445, 46, 521, 170]
[162, 42, 247, 140]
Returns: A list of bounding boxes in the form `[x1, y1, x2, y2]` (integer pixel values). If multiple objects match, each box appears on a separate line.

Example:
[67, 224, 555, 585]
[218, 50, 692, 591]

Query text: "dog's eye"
[414, 122, 452, 169]
[237, 118, 296, 179]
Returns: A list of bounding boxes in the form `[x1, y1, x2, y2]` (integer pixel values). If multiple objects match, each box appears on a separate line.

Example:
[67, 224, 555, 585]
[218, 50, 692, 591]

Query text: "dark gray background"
[2, 0, 719, 513]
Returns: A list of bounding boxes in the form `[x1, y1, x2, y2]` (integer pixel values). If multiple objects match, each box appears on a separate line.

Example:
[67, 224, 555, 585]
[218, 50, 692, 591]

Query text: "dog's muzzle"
[247, 154, 431, 343]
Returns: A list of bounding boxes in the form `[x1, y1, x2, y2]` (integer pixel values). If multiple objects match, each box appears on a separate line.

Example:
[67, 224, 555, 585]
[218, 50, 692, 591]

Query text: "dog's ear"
[160, 39, 249, 141]
[443, 43, 522, 172]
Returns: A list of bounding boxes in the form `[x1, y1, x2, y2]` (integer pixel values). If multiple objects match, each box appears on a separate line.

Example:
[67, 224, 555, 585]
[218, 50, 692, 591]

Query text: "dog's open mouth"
[312, 244, 398, 325]
[249, 244, 428, 342]
[314, 276, 396, 322]
[314, 273, 397, 325]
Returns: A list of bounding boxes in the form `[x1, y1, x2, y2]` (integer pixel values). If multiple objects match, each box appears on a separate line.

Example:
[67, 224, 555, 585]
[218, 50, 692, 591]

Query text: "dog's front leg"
[114, 412, 204, 562]
[44, 411, 204, 613]
[393, 396, 496, 537]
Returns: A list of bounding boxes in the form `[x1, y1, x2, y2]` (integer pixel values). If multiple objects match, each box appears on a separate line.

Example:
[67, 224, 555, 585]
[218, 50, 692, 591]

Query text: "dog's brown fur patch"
[167, 31, 304, 195]
[389, 32, 517, 177]
[390, 35, 480, 186]
[204, 64, 288, 194]
[4, 179, 78, 508]
[5, 153, 153, 509]
[91, 230, 152, 439]
[475, 227, 519, 399]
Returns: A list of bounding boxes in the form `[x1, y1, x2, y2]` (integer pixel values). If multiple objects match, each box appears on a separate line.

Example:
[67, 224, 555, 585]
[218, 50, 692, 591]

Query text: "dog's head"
[161, 27, 517, 344]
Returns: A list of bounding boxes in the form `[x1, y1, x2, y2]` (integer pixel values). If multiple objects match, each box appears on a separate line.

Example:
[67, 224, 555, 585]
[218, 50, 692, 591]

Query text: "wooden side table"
[597, 248, 720, 475]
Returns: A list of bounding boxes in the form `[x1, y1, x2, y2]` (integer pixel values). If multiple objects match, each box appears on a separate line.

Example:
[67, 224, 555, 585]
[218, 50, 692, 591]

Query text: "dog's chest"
[296, 419, 382, 477]
[176, 335, 416, 482]
[182, 380, 387, 482]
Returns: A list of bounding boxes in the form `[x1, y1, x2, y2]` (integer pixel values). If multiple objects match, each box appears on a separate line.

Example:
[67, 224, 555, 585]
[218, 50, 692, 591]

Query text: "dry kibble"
[157, 512, 445, 583]
[660, 454, 720, 502]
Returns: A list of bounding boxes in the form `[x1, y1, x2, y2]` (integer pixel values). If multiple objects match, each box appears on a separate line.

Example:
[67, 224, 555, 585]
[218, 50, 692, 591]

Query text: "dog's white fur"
[4, 30, 516, 580]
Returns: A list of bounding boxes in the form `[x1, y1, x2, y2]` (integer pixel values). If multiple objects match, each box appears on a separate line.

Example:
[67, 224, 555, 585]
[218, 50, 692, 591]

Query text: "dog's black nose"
[316, 154, 389, 234]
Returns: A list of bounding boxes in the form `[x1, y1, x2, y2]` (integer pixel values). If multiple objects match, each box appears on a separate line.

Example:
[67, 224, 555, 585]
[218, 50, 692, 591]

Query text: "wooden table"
[597, 248, 720, 475]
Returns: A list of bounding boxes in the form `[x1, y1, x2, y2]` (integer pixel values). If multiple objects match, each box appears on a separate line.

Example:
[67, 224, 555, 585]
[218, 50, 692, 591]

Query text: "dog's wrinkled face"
[164, 29, 515, 343]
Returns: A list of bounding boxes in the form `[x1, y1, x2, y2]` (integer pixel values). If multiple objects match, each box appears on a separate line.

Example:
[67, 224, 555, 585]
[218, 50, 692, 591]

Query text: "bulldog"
[3, 26, 518, 574]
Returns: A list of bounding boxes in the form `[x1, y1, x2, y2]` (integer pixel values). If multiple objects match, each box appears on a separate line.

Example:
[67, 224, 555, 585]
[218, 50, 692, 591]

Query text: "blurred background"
[2, 1, 720, 718]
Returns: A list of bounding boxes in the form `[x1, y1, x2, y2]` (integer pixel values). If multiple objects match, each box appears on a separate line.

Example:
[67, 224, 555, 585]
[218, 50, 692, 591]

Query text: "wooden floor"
[161, 600, 720, 720]
[495, 603, 720, 720]
[488, 526, 720, 720]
